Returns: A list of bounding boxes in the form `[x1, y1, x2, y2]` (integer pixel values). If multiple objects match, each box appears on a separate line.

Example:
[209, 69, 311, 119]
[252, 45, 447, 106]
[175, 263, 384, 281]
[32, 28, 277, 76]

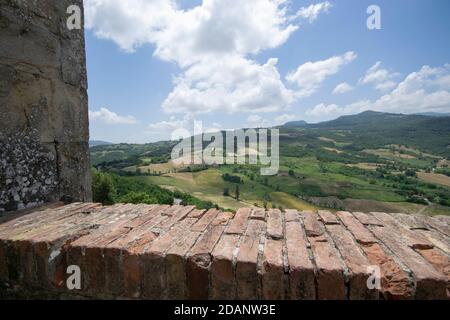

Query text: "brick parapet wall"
[0, 204, 448, 299]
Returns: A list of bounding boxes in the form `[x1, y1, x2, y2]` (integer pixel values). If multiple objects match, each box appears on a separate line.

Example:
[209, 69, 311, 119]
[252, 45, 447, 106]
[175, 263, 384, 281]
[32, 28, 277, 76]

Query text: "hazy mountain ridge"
[283, 111, 450, 157]
[91, 111, 450, 161]
[89, 140, 113, 147]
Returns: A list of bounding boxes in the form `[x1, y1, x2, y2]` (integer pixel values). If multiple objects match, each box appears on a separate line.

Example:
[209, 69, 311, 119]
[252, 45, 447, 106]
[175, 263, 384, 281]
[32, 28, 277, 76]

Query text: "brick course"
[0, 203, 448, 300]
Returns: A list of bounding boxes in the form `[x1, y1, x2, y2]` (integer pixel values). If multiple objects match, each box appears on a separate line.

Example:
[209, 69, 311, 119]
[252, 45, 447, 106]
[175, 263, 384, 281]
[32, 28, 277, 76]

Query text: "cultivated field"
[417, 172, 450, 187]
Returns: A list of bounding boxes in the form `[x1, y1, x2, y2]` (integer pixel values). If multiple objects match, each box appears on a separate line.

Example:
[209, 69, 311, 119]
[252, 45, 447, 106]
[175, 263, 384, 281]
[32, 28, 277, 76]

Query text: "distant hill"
[283, 120, 308, 127]
[282, 110, 450, 157]
[415, 112, 450, 117]
[90, 110, 450, 167]
[310, 110, 429, 130]
[89, 140, 113, 147]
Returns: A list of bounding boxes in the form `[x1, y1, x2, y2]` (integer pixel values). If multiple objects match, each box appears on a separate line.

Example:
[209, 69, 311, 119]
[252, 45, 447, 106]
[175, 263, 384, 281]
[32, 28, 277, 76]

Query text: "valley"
[90, 111, 450, 215]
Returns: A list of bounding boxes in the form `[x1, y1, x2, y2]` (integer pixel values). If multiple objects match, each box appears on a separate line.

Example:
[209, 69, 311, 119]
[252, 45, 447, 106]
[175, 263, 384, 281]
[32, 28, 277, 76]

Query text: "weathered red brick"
[210, 234, 240, 299]
[226, 208, 251, 235]
[64, 205, 136, 293]
[285, 216, 315, 299]
[416, 229, 450, 253]
[79, 212, 138, 295]
[392, 213, 429, 230]
[0, 203, 85, 236]
[284, 209, 299, 223]
[419, 215, 450, 237]
[142, 217, 197, 299]
[1, 203, 99, 241]
[186, 226, 225, 299]
[415, 247, 449, 275]
[308, 235, 346, 299]
[318, 210, 339, 225]
[0, 201, 64, 225]
[360, 243, 413, 299]
[261, 239, 285, 299]
[187, 209, 206, 219]
[190, 208, 220, 232]
[300, 211, 325, 237]
[101, 205, 166, 297]
[266, 209, 283, 239]
[353, 211, 383, 226]
[337, 211, 377, 245]
[236, 220, 265, 299]
[161, 205, 183, 216]
[250, 208, 266, 221]
[415, 247, 449, 298]
[154, 205, 195, 231]
[372, 212, 433, 250]
[106, 205, 168, 250]
[326, 224, 377, 299]
[122, 232, 158, 298]
[165, 231, 202, 299]
[368, 224, 447, 299]
[211, 211, 234, 226]
[9, 204, 104, 290]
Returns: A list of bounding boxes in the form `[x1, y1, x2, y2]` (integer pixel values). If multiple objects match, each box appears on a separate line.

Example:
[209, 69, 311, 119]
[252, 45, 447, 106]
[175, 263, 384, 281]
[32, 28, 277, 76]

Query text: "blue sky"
[85, 0, 450, 143]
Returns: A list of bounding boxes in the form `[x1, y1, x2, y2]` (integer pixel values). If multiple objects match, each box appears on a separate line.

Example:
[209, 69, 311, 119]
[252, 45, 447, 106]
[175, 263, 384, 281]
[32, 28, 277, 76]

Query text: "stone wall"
[0, 0, 91, 212]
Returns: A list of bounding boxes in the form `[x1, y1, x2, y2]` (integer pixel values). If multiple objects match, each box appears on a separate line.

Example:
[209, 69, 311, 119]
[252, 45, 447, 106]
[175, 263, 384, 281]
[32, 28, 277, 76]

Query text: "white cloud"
[305, 100, 372, 119]
[333, 82, 354, 94]
[274, 114, 297, 125]
[370, 64, 450, 113]
[306, 103, 342, 117]
[89, 107, 137, 124]
[286, 51, 357, 98]
[360, 61, 399, 91]
[245, 113, 296, 128]
[85, 0, 298, 67]
[147, 116, 188, 133]
[294, 1, 332, 23]
[246, 115, 271, 128]
[147, 115, 223, 140]
[85, 0, 177, 54]
[85, 0, 330, 116]
[162, 56, 294, 114]
[305, 64, 450, 118]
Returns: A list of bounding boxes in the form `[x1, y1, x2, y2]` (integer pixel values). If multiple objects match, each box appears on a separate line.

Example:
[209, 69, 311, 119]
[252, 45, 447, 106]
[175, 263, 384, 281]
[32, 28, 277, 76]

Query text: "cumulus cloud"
[274, 114, 297, 125]
[246, 115, 271, 128]
[306, 64, 450, 118]
[306, 103, 342, 117]
[147, 116, 188, 133]
[294, 1, 332, 23]
[370, 64, 450, 113]
[305, 100, 371, 119]
[89, 107, 138, 124]
[286, 51, 357, 98]
[86, 0, 298, 66]
[147, 115, 223, 140]
[333, 82, 354, 94]
[245, 113, 296, 128]
[360, 61, 399, 91]
[86, 0, 331, 117]
[162, 56, 294, 114]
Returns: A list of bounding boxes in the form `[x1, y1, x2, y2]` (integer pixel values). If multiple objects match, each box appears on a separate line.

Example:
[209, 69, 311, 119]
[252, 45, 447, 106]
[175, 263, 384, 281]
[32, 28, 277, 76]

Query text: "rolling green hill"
[90, 111, 450, 215]
[284, 111, 450, 157]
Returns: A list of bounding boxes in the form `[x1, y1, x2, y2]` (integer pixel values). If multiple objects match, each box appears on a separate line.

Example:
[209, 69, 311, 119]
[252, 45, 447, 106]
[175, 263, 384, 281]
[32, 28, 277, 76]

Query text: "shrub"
[92, 169, 115, 205]
[120, 191, 156, 204]
[222, 173, 242, 184]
